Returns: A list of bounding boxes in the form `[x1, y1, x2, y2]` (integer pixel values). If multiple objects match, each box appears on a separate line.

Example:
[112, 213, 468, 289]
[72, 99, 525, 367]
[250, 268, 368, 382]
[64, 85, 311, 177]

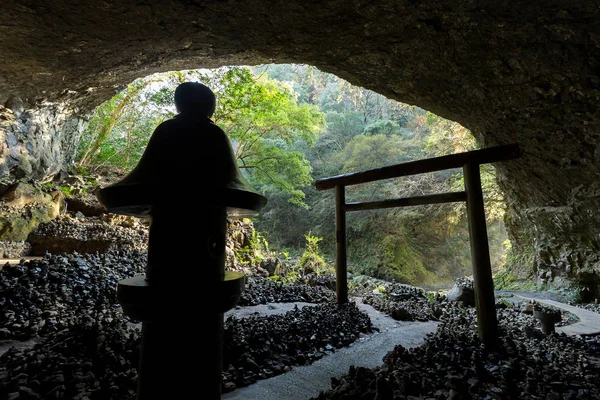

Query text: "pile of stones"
[222, 302, 373, 391]
[445, 276, 475, 306]
[578, 303, 600, 315]
[313, 305, 600, 400]
[361, 293, 442, 322]
[239, 276, 336, 306]
[0, 316, 140, 400]
[0, 302, 372, 398]
[351, 276, 444, 321]
[4, 247, 596, 400]
[0, 250, 146, 339]
[0, 252, 373, 398]
[27, 216, 148, 255]
[0, 241, 31, 258]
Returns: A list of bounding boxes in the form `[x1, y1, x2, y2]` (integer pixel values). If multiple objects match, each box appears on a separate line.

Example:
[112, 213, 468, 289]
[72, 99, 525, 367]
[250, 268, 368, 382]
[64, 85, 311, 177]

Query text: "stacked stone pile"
[0, 250, 146, 339]
[313, 305, 600, 400]
[239, 276, 336, 306]
[0, 252, 373, 397]
[351, 276, 444, 321]
[27, 216, 148, 255]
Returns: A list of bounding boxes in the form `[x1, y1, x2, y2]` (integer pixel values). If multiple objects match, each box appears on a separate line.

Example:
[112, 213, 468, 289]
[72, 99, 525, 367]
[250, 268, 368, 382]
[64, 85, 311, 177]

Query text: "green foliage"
[375, 285, 386, 294]
[76, 67, 326, 207]
[423, 291, 438, 303]
[363, 119, 402, 136]
[298, 233, 331, 275]
[310, 111, 365, 178]
[212, 68, 325, 207]
[493, 268, 539, 291]
[252, 65, 509, 288]
[380, 234, 434, 285]
[58, 185, 73, 197]
[78, 62, 511, 289]
[76, 76, 166, 171]
[268, 270, 300, 285]
[235, 230, 269, 266]
[424, 111, 475, 155]
[335, 134, 404, 173]
[71, 165, 90, 176]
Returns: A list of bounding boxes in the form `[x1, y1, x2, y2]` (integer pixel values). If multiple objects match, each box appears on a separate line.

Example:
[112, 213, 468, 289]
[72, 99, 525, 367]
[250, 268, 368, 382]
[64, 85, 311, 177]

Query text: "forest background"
[75, 64, 509, 289]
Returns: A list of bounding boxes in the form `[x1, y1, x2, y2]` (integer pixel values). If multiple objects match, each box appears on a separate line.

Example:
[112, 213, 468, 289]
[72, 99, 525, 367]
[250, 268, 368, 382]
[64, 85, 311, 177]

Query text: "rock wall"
[0, 102, 86, 183]
[478, 113, 600, 296]
[0, 182, 64, 242]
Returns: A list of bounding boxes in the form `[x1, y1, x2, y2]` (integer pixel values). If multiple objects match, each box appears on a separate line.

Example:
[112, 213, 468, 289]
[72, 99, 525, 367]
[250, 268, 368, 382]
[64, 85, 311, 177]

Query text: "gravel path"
[223, 298, 438, 400]
[516, 296, 600, 336]
[495, 290, 567, 302]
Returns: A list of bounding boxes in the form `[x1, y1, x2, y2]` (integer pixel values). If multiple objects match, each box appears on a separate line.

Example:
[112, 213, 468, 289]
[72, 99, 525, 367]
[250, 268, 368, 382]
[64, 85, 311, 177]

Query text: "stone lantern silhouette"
[97, 82, 267, 400]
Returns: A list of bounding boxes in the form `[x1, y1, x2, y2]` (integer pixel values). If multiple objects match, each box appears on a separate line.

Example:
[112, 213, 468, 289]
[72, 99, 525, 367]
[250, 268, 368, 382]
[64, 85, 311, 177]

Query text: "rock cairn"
[313, 305, 600, 400]
[0, 250, 146, 340]
[239, 276, 336, 306]
[27, 216, 148, 255]
[0, 253, 373, 398]
[351, 276, 444, 321]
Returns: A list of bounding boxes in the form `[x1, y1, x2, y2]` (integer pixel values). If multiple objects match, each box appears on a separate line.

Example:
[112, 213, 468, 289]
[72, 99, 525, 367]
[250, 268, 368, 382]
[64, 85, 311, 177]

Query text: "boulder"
[391, 307, 414, 321]
[227, 219, 254, 251]
[533, 306, 562, 335]
[0, 184, 64, 241]
[2, 182, 49, 207]
[225, 246, 236, 269]
[446, 277, 475, 307]
[66, 195, 106, 217]
[521, 302, 536, 314]
[260, 256, 284, 276]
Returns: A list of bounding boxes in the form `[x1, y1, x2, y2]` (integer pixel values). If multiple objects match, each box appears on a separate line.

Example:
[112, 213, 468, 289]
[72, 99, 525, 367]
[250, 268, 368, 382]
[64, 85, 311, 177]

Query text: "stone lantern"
[96, 82, 267, 399]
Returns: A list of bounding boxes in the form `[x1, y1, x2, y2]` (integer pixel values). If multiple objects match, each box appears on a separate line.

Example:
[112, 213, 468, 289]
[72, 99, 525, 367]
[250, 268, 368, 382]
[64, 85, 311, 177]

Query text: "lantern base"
[117, 271, 246, 321]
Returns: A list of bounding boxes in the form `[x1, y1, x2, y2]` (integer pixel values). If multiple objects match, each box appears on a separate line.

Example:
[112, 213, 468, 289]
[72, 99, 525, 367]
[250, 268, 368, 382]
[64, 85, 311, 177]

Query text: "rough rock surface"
[27, 215, 148, 255]
[446, 276, 476, 307]
[0, 183, 64, 241]
[0, 104, 85, 183]
[1, 1, 600, 292]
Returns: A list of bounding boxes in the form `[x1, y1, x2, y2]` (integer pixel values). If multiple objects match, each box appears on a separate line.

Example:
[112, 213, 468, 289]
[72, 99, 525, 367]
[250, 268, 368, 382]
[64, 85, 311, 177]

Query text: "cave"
[1, 1, 599, 295]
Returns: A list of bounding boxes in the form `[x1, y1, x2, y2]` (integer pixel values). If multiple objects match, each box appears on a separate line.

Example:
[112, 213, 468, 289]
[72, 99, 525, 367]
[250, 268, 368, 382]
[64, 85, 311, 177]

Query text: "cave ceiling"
[1, 0, 600, 283]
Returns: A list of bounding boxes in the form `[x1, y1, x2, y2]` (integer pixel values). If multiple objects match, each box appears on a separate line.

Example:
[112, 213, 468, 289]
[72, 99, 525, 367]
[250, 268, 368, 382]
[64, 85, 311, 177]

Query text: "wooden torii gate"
[315, 143, 522, 348]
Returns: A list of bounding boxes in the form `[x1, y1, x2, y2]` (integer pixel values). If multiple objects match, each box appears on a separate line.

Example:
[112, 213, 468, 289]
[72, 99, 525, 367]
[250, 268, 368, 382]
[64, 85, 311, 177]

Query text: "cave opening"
[1, 2, 600, 398]
[67, 63, 510, 290]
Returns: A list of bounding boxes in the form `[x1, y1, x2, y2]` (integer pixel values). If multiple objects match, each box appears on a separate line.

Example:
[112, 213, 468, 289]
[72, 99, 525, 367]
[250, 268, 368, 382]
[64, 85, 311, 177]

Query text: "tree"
[207, 67, 325, 207]
[76, 77, 163, 170]
[363, 119, 402, 136]
[76, 67, 326, 207]
[334, 134, 404, 174]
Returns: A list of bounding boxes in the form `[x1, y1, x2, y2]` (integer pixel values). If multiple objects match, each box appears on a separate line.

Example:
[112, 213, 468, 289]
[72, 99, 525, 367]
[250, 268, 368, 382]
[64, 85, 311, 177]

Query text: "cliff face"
[0, 0, 599, 294]
[0, 103, 85, 182]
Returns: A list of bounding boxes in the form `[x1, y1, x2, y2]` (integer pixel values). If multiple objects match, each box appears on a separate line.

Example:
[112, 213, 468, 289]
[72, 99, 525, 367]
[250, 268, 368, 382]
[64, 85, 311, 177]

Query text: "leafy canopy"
[76, 67, 326, 207]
